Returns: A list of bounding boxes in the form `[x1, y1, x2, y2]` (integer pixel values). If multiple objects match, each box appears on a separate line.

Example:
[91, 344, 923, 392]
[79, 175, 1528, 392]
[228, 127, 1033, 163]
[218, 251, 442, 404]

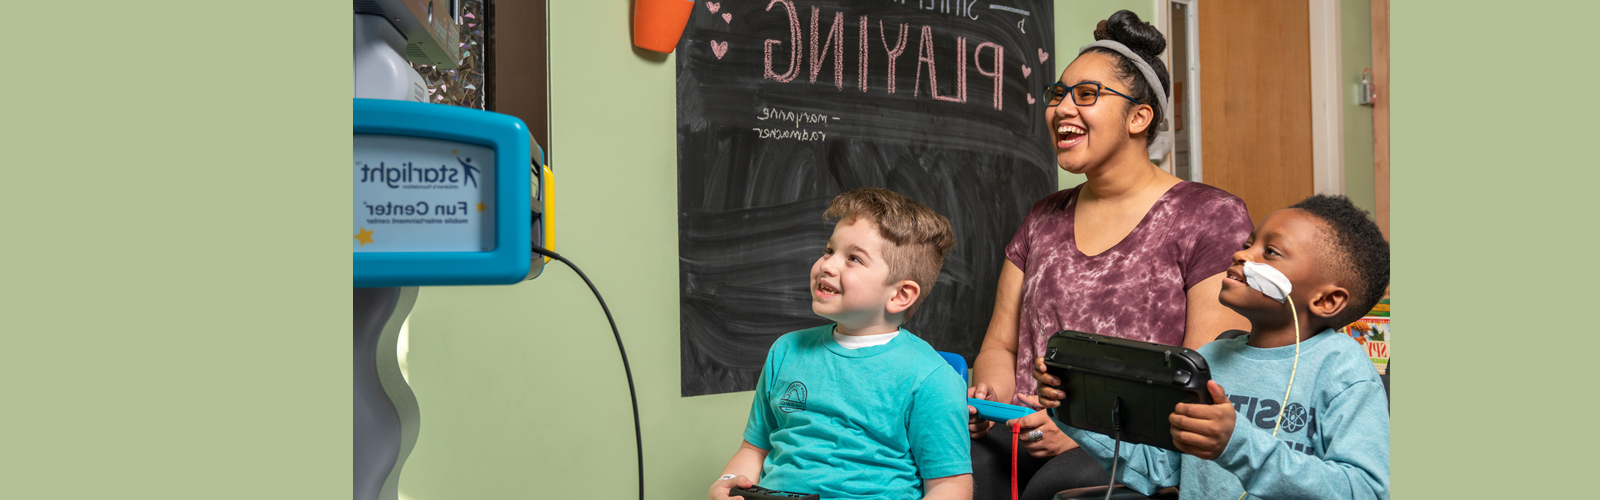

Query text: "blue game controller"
[968, 398, 1037, 422]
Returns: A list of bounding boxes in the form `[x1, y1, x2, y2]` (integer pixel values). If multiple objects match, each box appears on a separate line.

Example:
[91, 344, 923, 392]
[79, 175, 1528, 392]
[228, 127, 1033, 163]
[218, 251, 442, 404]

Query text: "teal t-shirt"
[1058, 329, 1391, 499]
[743, 324, 971, 499]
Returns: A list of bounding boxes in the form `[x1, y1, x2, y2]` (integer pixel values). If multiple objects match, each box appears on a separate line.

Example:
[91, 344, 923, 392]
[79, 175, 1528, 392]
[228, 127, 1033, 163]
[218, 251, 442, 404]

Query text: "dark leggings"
[970, 423, 1113, 500]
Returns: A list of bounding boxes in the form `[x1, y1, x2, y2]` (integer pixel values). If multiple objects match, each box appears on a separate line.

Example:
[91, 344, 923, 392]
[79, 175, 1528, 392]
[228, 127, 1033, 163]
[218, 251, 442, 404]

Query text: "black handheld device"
[728, 485, 820, 500]
[1040, 330, 1213, 452]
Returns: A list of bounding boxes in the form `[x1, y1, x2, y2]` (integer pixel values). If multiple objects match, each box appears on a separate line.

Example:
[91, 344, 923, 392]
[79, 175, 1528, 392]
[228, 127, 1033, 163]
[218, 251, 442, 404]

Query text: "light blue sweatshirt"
[1056, 330, 1391, 499]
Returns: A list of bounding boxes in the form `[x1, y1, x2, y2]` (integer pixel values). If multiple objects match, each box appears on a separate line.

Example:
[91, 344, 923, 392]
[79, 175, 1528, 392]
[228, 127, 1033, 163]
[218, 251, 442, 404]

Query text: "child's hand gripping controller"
[968, 398, 1036, 422]
[728, 485, 820, 500]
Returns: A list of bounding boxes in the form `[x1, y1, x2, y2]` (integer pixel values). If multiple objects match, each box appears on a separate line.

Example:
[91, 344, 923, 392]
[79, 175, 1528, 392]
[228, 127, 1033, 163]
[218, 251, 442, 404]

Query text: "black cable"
[1105, 398, 1123, 500]
[531, 246, 643, 500]
[1105, 436, 1120, 500]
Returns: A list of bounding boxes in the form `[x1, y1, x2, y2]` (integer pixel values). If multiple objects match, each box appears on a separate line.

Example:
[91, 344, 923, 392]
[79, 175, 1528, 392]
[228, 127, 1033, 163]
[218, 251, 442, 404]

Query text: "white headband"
[1077, 40, 1169, 121]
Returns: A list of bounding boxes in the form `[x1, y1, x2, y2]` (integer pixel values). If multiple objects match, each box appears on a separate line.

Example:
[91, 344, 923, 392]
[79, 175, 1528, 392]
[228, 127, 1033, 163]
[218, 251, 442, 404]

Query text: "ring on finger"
[1027, 430, 1044, 441]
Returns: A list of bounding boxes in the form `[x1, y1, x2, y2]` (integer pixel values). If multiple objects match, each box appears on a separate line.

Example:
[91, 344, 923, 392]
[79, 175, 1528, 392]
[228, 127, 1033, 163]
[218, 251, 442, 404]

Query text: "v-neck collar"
[1067, 181, 1186, 258]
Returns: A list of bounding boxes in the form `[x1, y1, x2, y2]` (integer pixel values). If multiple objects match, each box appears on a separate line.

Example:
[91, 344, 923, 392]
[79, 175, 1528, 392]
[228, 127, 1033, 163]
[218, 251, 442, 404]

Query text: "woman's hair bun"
[1093, 10, 1165, 59]
[1085, 9, 1171, 143]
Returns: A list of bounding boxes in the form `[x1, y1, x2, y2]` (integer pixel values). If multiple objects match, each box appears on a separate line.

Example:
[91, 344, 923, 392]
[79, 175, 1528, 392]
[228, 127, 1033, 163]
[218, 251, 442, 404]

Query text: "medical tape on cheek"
[1242, 261, 1293, 303]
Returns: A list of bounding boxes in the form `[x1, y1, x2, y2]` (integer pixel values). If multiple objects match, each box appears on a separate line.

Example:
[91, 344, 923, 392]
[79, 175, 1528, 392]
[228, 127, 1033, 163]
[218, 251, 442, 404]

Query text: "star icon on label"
[476, 202, 486, 212]
[355, 227, 374, 246]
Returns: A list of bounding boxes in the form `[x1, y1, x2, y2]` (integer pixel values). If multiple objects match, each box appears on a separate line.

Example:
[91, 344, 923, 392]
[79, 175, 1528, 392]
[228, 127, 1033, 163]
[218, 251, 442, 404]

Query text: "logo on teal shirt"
[779, 381, 808, 413]
[1280, 403, 1310, 434]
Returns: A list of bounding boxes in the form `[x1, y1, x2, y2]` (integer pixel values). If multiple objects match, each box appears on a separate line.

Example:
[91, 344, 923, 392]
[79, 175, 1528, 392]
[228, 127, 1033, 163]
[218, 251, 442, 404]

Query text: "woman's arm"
[971, 260, 1025, 403]
[1182, 273, 1249, 350]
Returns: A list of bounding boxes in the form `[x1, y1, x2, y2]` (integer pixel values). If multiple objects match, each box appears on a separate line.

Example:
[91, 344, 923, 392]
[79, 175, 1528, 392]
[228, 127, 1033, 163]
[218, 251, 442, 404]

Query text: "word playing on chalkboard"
[757, 1, 1010, 111]
[678, 0, 1057, 397]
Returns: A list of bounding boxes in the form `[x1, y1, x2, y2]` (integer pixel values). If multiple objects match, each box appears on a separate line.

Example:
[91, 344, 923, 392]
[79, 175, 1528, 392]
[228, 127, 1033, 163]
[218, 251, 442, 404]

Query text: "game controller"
[728, 485, 820, 500]
[968, 398, 1036, 422]
[1041, 330, 1213, 452]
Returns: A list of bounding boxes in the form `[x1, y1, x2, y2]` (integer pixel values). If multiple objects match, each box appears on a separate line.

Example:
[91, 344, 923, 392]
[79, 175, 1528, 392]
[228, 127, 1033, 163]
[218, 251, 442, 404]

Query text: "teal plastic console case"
[353, 98, 538, 287]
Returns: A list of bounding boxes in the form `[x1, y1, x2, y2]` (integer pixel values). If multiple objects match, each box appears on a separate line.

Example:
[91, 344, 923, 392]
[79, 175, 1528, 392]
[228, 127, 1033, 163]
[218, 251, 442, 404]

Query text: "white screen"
[353, 135, 496, 252]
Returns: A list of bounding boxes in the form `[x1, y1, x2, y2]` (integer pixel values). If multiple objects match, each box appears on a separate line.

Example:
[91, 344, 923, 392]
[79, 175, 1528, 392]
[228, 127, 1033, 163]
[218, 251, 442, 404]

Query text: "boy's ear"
[1307, 284, 1350, 321]
[885, 280, 921, 315]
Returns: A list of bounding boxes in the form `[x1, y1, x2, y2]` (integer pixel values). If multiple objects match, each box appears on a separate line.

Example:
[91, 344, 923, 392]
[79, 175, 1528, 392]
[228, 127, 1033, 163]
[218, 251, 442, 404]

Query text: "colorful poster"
[1338, 299, 1390, 375]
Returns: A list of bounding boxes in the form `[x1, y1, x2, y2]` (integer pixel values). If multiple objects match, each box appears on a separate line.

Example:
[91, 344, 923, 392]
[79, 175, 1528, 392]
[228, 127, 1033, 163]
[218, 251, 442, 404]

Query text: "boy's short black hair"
[1290, 195, 1390, 328]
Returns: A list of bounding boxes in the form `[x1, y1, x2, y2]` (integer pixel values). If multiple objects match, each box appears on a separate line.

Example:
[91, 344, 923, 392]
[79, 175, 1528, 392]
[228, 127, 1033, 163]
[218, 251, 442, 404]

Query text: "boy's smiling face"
[1220, 209, 1331, 317]
[810, 218, 904, 333]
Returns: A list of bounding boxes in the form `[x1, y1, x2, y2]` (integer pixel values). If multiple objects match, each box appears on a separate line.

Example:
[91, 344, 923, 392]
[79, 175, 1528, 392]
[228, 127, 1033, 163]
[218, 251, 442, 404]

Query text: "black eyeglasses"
[1043, 82, 1142, 107]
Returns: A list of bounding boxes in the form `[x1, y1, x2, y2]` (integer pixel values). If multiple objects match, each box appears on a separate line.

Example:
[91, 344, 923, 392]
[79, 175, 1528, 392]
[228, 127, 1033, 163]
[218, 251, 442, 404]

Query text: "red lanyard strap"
[1010, 422, 1022, 500]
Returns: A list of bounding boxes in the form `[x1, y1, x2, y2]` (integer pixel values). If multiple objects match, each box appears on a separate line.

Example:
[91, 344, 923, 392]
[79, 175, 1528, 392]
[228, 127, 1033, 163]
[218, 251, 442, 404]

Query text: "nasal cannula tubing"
[1239, 295, 1301, 500]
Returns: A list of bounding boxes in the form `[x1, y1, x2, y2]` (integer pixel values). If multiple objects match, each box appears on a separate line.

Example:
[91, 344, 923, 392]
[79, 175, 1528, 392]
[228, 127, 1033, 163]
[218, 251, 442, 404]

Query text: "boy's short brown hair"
[824, 188, 955, 318]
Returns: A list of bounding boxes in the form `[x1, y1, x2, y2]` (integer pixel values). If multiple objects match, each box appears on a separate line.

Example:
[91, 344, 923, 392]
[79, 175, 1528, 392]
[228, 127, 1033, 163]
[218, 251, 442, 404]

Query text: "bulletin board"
[677, 0, 1057, 396]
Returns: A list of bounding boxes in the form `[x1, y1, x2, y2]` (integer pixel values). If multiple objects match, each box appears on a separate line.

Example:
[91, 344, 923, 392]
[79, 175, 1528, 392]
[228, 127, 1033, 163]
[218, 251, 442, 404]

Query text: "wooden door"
[1198, 0, 1314, 224]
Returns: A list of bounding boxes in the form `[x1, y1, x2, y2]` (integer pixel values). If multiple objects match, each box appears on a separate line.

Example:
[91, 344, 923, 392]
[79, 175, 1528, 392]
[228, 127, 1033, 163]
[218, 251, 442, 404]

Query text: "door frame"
[1160, 0, 1204, 182]
[1308, 0, 1345, 195]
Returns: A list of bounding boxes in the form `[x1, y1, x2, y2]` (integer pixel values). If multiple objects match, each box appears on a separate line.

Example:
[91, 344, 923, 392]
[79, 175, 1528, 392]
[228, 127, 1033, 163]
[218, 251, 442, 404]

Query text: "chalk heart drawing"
[710, 40, 729, 59]
[1038, 48, 1050, 63]
[706, 2, 720, 13]
[722, 13, 732, 23]
[1021, 64, 1031, 77]
[1027, 94, 1036, 104]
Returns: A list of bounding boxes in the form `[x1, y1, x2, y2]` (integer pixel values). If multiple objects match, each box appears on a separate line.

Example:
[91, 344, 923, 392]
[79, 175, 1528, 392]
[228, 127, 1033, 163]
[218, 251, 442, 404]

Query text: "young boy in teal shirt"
[1033, 194, 1391, 499]
[709, 188, 973, 500]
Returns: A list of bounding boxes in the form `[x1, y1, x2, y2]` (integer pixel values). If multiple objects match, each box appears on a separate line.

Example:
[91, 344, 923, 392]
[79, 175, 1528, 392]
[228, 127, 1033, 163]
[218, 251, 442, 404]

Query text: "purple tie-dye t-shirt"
[1005, 182, 1252, 399]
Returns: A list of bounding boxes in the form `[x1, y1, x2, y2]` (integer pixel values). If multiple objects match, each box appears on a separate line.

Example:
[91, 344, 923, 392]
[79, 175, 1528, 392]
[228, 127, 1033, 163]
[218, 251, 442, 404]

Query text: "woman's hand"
[969, 260, 1026, 435]
[1010, 398, 1079, 458]
[966, 383, 997, 438]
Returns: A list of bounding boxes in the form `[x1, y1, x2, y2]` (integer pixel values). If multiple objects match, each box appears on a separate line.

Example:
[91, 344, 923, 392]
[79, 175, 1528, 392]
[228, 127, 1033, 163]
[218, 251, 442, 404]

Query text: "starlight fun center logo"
[358, 155, 481, 189]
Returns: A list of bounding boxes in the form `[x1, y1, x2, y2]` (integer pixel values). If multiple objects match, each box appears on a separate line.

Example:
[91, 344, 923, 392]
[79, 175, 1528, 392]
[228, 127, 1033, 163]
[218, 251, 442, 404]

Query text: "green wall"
[1340, 0, 1377, 213]
[398, 2, 750, 498]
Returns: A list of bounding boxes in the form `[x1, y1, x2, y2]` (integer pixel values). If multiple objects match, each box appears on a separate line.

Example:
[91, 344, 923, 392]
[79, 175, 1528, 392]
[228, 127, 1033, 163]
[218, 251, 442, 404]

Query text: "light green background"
[1339, 0, 1377, 211]
[9, 1, 1594, 499]
[1390, 1, 1598, 497]
[3, 1, 348, 499]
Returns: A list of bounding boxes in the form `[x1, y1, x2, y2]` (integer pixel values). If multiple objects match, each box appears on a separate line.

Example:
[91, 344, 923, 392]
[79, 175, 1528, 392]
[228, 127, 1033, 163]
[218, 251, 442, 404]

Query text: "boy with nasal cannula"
[1033, 195, 1391, 499]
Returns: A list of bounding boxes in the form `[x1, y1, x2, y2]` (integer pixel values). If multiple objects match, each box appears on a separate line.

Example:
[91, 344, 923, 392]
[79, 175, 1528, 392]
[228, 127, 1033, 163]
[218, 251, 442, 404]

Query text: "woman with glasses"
[964, 10, 1254, 500]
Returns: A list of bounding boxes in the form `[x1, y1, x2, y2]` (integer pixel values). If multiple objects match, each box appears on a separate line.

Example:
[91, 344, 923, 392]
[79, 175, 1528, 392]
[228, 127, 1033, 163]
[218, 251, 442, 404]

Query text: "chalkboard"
[677, 0, 1057, 397]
